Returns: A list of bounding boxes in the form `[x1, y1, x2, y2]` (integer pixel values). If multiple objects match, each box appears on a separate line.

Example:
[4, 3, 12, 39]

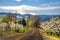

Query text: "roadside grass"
[0, 31, 20, 36]
[39, 29, 60, 40]
[20, 27, 29, 33]
[47, 33, 60, 40]
[0, 26, 30, 37]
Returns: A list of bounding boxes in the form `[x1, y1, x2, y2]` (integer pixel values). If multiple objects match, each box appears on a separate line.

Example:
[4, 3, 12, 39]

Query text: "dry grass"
[39, 29, 60, 40]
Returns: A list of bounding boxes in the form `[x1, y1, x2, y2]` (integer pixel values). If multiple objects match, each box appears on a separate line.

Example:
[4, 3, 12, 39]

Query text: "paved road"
[18, 28, 44, 40]
[0, 28, 44, 40]
[0, 33, 23, 40]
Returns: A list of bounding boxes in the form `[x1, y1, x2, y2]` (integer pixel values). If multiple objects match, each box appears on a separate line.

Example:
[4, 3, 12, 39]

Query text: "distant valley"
[0, 12, 59, 22]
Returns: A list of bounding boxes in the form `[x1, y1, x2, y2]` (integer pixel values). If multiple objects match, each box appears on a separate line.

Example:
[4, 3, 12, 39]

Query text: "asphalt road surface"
[18, 28, 44, 40]
[0, 28, 44, 40]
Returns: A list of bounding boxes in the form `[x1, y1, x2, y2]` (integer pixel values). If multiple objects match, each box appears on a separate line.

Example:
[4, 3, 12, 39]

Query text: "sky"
[0, 0, 60, 15]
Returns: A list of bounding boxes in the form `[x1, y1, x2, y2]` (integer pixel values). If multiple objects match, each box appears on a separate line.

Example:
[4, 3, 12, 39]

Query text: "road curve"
[17, 28, 44, 40]
[0, 28, 44, 40]
[0, 29, 34, 40]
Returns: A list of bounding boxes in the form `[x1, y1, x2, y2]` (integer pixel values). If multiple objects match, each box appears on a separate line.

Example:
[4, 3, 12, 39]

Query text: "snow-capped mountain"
[0, 5, 40, 15]
[0, 5, 60, 15]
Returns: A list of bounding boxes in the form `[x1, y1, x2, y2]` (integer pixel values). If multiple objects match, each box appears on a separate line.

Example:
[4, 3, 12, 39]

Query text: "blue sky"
[0, 0, 60, 6]
[0, 0, 60, 15]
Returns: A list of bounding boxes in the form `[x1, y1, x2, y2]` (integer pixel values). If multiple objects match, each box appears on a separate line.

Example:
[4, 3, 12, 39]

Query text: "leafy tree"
[1, 13, 16, 31]
[21, 18, 26, 26]
[2, 13, 16, 23]
[18, 20, 21, 24]
[18, 18, 26, 26]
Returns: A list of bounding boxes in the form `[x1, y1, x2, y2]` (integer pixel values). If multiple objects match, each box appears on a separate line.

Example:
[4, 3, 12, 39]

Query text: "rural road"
[18, 28, 44, 40]
[0, 28, 44, 40]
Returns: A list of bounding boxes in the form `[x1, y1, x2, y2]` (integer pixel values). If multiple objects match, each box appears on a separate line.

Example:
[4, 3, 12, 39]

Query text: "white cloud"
[40, 4, 50, 7]
[16, 0, 21, 2]
[50, 1, 60, 5]
[30, 13, 39, 15]
[40, 1, 60, 7]
[0, 5, 60, 10]
[0, 5, 60, 15]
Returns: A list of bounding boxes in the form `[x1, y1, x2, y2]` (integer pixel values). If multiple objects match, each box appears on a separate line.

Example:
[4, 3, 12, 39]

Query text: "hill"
[0, 12, 59, 22]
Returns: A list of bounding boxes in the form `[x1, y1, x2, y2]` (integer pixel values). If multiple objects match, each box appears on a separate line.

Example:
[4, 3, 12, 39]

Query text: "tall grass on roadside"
[47, 33, 60, 40]
[20, 27, 29, 33]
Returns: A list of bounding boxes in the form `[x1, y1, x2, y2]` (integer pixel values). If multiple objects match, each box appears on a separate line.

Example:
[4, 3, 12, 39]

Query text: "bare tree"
[27, 15, 41, 28]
